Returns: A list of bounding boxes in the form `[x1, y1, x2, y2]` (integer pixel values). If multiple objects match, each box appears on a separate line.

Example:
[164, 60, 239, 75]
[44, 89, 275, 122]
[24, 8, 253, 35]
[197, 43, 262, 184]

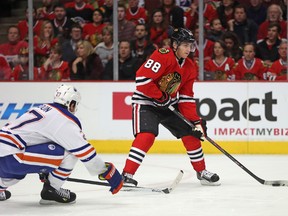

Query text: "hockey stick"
[169, 106, 288, 187]
[67, 170, 184, 194]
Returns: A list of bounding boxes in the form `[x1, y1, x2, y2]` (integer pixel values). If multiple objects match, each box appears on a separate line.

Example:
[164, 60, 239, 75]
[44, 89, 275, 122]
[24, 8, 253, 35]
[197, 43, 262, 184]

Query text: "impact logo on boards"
[112, 91, 278, 121]
[0, 103, 43, 120]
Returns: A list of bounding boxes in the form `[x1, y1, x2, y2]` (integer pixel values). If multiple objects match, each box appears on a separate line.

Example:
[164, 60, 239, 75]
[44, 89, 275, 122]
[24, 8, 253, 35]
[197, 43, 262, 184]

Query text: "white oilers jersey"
[0, 103, 105, 175]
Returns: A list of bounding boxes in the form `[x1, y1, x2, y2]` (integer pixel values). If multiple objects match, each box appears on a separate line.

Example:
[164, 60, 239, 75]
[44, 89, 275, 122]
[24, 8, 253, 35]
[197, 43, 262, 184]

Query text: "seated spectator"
[192, 24, 215, 63]
[36, 0, 55, 20]
[103, 40, 141, 80]
[61, 24, 83, 64]
[65, 0, 94, 26]
[267, 40, 288, 80]
[17, 7, 42, 40]
[0, 54, 12, 80]
[126, 0, 148, 24]
[221, 31, 243, 61]
[256, 22, 282, 68]
[12, 47, 40, 80]
[206, 18, 225, 42]
[51, 3, 73, 41]
[159, 0, 184, 28]
[71, 40, 103, 80]
[130, 23, 155, 65]
[148, 9, 169, 49]
[247, 0, 267, 26]
[0, 25, 28, 68]
[83, 9, 107, 47]
[227, 4, 258, 46]
[216, 0, 238, 30]
[184, 0, 218, 30]
[204, 40, 235, 80]
[233, 43, 267, 80]
[94, 25, 114, 68]
[34, 20, 59, 67]
[257, 4, 287, 42]
[38, 44, 70, 81]
[99, 0, 113, 24]
[118, 3, 136, 41]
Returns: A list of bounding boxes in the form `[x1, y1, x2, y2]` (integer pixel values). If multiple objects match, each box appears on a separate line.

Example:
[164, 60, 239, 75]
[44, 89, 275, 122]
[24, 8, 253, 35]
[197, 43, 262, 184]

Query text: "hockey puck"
[272, 183, 281, 186]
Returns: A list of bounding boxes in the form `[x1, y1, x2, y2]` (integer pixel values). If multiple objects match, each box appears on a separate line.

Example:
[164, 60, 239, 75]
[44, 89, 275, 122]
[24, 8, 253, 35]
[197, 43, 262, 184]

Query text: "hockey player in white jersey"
[0, 84, 123, 204]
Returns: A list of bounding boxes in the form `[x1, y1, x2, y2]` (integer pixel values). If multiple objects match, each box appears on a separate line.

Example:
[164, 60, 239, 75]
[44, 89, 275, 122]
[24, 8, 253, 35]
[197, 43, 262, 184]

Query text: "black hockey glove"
[193, 119, 207, 141]
[152, 92, 172, 109]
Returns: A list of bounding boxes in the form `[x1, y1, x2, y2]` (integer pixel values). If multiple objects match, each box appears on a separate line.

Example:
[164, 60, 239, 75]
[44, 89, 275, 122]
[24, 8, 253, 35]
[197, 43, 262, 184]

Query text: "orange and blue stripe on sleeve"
[69, 143, 97, 162]
[0, 130, 26, 150]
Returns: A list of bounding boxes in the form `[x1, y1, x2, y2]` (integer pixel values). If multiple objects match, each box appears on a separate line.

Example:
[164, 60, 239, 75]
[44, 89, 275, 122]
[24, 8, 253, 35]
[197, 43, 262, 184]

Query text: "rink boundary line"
[89, 140, 288, 154]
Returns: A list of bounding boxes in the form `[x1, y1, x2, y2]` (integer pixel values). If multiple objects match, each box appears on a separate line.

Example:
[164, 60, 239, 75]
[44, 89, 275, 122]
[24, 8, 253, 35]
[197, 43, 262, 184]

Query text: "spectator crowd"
[0, 0, 287, 81]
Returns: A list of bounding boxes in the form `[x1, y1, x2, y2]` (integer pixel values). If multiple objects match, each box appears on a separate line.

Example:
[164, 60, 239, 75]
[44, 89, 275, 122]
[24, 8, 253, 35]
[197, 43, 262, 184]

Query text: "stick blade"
[264, 180, 288, 187]
[161, 170, 184, 194]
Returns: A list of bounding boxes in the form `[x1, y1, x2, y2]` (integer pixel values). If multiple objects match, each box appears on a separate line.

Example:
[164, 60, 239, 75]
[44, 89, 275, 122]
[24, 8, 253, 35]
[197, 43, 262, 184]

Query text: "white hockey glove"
[193, 119, 207, 141]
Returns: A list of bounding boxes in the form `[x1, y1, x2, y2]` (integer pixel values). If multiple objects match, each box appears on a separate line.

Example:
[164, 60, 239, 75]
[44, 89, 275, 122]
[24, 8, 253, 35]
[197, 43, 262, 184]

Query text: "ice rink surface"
[2, 154, 288, 216]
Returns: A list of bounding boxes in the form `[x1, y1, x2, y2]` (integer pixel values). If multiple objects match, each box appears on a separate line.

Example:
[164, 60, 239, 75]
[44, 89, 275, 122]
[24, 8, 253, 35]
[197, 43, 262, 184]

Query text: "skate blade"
[39, 199, 76, 205]
[199, 179, 221, 186]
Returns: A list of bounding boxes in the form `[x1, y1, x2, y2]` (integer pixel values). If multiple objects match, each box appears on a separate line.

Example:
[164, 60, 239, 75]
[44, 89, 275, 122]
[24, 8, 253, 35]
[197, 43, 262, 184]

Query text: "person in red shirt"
[185, 0, 218, 30]
[257, 4, 287, 42]
[267, 40, 288, 81]
[0, 54, 12, 80]
[11, 47, 40, 80]
[126, 0, 148, 24]
[148, 8, 169, 49]
[204, 40, 235, 80]
[233, 43, 267, 80]
[38, 44, 70, 81]
[82, 9, 107, 47]
[122, 28, 220, 187]
[17, 7, 42, 40]
[0, 25, 28, 68]
[36, 0, 55, 20]
[34, 20, 59, 67]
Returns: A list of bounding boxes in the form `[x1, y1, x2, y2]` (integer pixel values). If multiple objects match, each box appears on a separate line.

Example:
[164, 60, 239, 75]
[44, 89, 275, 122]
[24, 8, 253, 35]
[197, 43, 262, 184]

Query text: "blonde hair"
[39, 20, 54, 41]
[76, 40, 94, 57]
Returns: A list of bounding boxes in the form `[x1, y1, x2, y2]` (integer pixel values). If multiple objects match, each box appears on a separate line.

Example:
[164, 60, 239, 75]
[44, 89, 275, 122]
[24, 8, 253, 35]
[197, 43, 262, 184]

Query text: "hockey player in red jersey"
[122, 28, 220, 186]
[0, 84, 123, 204]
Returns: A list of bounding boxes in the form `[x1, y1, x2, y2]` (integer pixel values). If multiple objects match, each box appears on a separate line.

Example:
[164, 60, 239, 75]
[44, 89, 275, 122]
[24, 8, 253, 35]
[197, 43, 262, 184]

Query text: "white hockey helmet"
[53, 84, 81, 114]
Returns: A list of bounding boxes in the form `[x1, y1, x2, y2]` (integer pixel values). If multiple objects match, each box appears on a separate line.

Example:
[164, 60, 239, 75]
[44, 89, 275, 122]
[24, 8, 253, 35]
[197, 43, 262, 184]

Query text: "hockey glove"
[152, 92, 172, 109]
[99, 162, 123, 194]
[193, 119, 207, 141]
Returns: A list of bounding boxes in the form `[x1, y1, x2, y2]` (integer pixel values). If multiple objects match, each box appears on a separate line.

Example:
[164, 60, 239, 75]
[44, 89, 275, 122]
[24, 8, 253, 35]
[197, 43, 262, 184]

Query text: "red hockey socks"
[123, 133, 155, 175]
[182, 135, 206, 172]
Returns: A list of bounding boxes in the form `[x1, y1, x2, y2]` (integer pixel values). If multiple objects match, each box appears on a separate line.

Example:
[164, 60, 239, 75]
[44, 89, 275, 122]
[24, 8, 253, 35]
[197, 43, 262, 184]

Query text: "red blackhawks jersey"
[126, 7, 147, 24]
[233, 58, 267, 80]
[204, 57, 235, 77]
[132, 47, 200, 121]
[267, 59, 287, 80]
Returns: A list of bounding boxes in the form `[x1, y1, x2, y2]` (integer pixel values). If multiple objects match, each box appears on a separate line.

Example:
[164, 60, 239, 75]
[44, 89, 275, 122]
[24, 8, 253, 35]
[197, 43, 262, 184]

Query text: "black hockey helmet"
[171, 28, 195, 44]
[170, 28, 196, 52]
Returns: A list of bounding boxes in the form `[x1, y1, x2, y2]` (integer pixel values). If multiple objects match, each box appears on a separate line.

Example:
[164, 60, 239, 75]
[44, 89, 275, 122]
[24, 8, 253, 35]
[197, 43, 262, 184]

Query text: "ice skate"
[0, 190, 11, 201]
[197, 170, 221, 186]
[39, 182, 76, 205]
[122, 172, 138, 186]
